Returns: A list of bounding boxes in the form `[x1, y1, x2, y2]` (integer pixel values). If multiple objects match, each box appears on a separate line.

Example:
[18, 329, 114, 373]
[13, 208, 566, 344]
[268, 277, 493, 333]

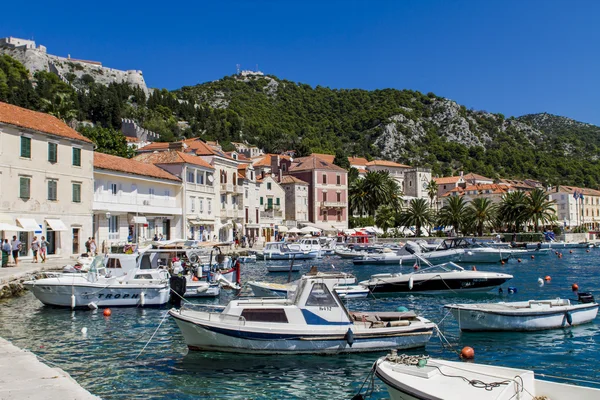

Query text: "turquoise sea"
[1, 248, 599, 399]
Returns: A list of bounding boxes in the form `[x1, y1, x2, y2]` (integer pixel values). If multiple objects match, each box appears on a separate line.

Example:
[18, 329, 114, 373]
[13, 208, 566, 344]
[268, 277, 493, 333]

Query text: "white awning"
[45, 219, 68, 231]
[277, 225, 289, 232]
[0, 222, 25, 232]
[17, 218, 41, 231]
[300, 226, 321, 233]
[131, 216, 148, 224]
[288, 227, 302, 233]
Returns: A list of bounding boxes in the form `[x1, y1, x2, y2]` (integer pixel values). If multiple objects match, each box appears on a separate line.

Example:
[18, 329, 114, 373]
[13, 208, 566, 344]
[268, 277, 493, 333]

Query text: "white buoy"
[538, 278, 544, 287]
[81, 327, 88, 335]
[408, 276, 414, 290]
[140, 292, 145, 307]
[71, 294, 76, 309]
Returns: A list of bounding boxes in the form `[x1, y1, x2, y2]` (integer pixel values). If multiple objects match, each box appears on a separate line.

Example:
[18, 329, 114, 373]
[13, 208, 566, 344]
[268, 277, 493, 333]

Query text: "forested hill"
[1, 52, 599, 188]
[175, 74, 600, 187]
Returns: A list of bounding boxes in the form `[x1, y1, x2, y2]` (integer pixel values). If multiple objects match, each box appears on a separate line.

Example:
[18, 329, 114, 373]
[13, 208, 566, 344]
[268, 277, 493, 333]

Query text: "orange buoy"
[192, 276, 199, 281]
[569, 250, 573, 254]
[460, 346, 475, 360]
[555, 251, 559, 255]
[531, 255, 535, 259]
[471, 266, 477, 271]
[517, 258, 522, 263]
[558, 253, 563, 258]
[572, 283, 579, 292]
[501, 261, 505, 265]
[544, 275, 551, 282]
[103, 308, 112, 317]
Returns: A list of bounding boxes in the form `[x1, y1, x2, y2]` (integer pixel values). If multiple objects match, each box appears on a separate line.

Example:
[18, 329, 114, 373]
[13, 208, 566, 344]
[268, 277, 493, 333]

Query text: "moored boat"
[353, 242, 463, 266]
[445, 293, 598, 331]
[374, 351, 600, 400]
[169, 274, 435, 354]
[267, 265, 301, 273]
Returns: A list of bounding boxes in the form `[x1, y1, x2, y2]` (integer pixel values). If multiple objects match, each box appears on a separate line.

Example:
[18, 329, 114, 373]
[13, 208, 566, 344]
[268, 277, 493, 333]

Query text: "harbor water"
[1, 248, 599, 399]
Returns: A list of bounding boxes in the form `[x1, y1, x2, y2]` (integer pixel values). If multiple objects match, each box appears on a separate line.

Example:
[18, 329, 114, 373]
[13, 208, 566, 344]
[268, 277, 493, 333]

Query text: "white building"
[280, 175, 309, 226]
[549, 186, 600, 231]
[93, 153, 182, 249]
[134, 150, 217, 241]
[0, 102, 94, 258]
[257, 175, 286, 241]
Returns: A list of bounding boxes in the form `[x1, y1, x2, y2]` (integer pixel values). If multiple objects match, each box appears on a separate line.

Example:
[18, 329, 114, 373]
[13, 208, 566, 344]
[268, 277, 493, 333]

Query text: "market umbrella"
[300, 226, 321, 233]
[278, 226, 289, 233]
[288, 227, 302, 233]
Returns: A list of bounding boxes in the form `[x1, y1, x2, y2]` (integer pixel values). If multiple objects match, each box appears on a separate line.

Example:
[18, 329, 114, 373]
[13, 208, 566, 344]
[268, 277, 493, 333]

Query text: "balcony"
[220, 183, 234, 193]
[260, 209, 283, 219]
[234, 185, 244, 194]
[186, 182, 215, 194]
[220, 208, 234, 218]
[318, 201, 347, 208]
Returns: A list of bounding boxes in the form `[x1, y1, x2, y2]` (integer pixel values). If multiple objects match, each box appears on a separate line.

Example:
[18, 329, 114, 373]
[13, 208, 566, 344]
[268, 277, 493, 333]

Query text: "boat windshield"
[412, 262, 464, 274]
[88, 255, 106, 273]
[287, 279, 303, 303]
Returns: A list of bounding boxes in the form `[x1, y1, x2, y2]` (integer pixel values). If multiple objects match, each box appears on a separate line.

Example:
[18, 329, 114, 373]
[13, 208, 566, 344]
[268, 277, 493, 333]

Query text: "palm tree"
[438, 195, 469, 235]
[41, 92, 78, 122]
[468, 198, 497, 236]
[349, 178, 368, 217]
[524, 188, 556, 232]
[375, 205, 398, 235]
[399, 198, 434, 238]
[498, 191, 528, 232]
[426, 179, 438, 210]
[360, 171, 402, 217]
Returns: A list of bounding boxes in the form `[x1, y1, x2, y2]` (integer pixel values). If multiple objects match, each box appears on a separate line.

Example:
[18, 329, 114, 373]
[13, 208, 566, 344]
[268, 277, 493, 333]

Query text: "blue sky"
[2, 0, 599, 124]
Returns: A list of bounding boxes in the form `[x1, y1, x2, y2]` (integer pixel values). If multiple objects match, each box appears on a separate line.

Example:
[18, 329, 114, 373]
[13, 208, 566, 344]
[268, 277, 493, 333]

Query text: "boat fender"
[71, 294, 76, 309]
[565, 312, 573, 325]
[396, 306, 409, 312]
[345, 328, 354, 347]
[88, 302, 98, 310]
[508, 286, 517, 294]
[408, 276, 414, 290]
[140, 292, 145, 307]
[538, 278, 544, 287]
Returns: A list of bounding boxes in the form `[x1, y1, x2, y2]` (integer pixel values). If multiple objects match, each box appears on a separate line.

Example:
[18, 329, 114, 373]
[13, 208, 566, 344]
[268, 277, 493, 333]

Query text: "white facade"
[549, 187, 600, 230]
[93, 170, 182, 249]
[0, 123, 94, 257]
[257, 175, 286, 239]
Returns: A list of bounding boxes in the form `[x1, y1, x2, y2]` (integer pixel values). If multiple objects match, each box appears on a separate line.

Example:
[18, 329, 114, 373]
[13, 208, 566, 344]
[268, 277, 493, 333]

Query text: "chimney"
[168, 141, 185, 152]
[459, 171, 464, 177]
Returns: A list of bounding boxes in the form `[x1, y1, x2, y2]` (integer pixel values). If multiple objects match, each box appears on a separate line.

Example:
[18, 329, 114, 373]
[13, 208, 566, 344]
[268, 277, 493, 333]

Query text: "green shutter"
[48, 181, 57, 201]
[276, 197, 280, 205]
[260, 197, 263, 205]
[73, 148, 81, 166]
[73, 183, 81, 203]
[21, 137, 31, 158]
[20, 177, 30, 199]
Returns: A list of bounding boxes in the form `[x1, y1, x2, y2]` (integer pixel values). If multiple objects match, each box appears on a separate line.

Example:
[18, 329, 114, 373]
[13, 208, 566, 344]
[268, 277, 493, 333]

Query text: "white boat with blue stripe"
[169, 274, 435, 354]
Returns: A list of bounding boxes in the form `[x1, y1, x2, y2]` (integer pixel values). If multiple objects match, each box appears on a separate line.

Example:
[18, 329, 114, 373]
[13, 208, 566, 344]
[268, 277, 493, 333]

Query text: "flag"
[573, 191, 579, 199]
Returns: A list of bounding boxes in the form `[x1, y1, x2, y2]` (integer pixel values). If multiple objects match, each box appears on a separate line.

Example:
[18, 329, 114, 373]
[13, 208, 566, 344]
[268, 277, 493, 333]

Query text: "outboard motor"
[578, 292, 595, 304]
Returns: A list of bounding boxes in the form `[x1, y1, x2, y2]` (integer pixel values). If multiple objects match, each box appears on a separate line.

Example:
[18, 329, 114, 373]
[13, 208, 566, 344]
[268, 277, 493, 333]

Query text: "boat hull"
[459, 250, 511, 263]
[353, 252, 462, 266]
[23, 282, 170, 308]
[169, 310, 433, 354]
[447, 303, 599, 331]
[262, 252, 318, 260]
[364, 276, 510, 294]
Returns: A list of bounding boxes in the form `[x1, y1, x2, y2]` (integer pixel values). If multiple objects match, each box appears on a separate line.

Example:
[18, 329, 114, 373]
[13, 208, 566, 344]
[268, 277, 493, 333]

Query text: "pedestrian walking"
[31, 236, 40, 263]
[2, 239, 10, 267]
[85, 237, 91, 255]
[11, 235, 21, 266]
[40, 236, 48, 263]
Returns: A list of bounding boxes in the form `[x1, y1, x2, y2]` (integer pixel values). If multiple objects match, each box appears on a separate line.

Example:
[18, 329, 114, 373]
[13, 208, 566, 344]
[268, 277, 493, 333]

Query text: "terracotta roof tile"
[138, 138, 217, 156]
[312, 153, 336, 164]
[348, 156, 369, 166]
[94, 153, 181, 181]
[434, 176, 462, 185]
[252, 154, 291, 167]
[366, 160, 411, 168]
[0, 101, 92, 143]
[289, 154, 347, 172]
[463, 172, 492, 181]
[556, 186, 600, 196]
[133, 151, 214, 169]
[280, 175, 309, 185]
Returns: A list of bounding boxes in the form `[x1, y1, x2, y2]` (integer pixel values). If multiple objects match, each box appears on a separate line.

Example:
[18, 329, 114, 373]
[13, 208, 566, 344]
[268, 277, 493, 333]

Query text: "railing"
[260, 209, 283, 219]
[94, 193, 177, 208]
[186, 182, 215, 194]
[319, 201, 347, 208]
[220, 183, 234, 193]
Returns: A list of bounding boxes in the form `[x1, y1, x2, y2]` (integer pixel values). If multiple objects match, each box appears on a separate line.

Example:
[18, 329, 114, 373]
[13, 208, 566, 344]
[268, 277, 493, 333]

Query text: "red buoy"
[501, 261, 505, 265]
[517, 258, 522, 263]
[586, 249, 591, 253]
[460, 346, 475, 360]
[572, 283, 579, 292]
[544, 275, 551, 282]
[103, 308, 112, 317]
[531, 255, 535, 259]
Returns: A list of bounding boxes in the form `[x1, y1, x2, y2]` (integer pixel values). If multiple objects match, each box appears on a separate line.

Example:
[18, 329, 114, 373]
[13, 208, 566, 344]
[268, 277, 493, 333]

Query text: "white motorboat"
[46, 254, 139, 277]
[248, 271, 369, 299]
[353, 242, 463, 266]
[334, 248, 369, 259]
[360, 262, 512, 294]
[267, 265, 301, 273]
[238, 254, 257, 263]
[525, 241, 595, 249]
[445, 293, 599, 331]
[258, 242, 319, 260]
[374, 352, 600, 400]
[435, 238, 511, 263]
[169, 274, 435, 354]
[297, 237, 324, 257]
[23, 256, 170, 308]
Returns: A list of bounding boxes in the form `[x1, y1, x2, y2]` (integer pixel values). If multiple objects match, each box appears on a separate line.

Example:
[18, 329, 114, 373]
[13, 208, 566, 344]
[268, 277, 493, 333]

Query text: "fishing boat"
[374, 351, 600, 400]
[267, 265, 301, 273]
[359, 262, 512, 294]
[248, 271, 369, 299]
[445, 293, 598, 331]
[23, 256, 170, 308]
[169, 274, 435, 354]
[257, 242, 319, 260]
[353, 242, 463, 266]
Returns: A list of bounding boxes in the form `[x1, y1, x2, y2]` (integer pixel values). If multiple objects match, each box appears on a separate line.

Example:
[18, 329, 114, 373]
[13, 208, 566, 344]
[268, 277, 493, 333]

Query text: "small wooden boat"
[169, 274, 435, 354]
[375, 351, 600, 400]
[267, 265, 300, 273]
[445, 293, 598, 331]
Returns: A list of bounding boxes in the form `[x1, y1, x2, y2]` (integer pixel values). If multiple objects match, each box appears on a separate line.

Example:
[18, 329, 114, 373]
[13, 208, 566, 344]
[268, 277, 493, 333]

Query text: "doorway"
[18, 231, 29, 257]
[47, 229, 56, 255]
[162, 219, 171, 240]
[72, 228, 80, 255]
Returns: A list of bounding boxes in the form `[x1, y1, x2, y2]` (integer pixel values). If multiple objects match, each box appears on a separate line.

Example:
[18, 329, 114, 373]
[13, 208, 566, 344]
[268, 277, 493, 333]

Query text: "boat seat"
[350, 311, 417, 322]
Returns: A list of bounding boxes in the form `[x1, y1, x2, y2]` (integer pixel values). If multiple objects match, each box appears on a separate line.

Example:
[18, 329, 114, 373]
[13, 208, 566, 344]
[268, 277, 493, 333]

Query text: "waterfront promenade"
[0, 337, 100, 399]
[0, 257, 73, 298]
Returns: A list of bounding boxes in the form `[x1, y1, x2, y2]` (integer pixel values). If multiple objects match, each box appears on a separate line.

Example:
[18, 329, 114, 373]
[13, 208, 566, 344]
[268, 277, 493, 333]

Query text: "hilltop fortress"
[0, 37, 148, 92]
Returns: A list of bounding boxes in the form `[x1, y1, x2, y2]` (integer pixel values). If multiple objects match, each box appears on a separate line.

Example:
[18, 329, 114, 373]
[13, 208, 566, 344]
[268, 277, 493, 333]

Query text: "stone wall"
[121, 119, 160, 142]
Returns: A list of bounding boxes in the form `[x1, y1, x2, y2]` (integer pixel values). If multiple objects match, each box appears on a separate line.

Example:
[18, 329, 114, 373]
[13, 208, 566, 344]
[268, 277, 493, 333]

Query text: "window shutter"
[73, 183, 81, 203]
[48, 143, 57, 163]
[21, 137, 31, 158]
[73, 148, 81, 166]
[20, 177, 30, 199]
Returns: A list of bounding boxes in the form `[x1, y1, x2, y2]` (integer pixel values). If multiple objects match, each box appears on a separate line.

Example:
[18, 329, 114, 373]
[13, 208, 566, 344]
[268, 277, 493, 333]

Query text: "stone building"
[0, 101, 94, 257]
[280, 175, 309, 225]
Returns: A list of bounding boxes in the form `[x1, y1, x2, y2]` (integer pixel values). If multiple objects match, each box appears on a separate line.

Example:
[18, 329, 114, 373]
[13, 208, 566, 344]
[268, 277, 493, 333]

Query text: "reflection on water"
[0, 249, 599, 398]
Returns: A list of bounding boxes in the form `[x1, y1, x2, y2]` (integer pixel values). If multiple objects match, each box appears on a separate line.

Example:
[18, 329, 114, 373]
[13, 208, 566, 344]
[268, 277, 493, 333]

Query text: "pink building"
[287, 154, 348, 230]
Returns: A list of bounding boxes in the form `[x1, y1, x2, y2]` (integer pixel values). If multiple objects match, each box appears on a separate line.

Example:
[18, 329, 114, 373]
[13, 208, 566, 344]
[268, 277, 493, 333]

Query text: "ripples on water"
[1, 249, 599, 399]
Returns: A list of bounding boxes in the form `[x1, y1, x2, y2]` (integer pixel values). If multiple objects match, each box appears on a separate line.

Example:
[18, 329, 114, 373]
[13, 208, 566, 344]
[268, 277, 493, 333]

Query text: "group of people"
[85, 237, 97, 256]
[1, 235, 49, 267]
